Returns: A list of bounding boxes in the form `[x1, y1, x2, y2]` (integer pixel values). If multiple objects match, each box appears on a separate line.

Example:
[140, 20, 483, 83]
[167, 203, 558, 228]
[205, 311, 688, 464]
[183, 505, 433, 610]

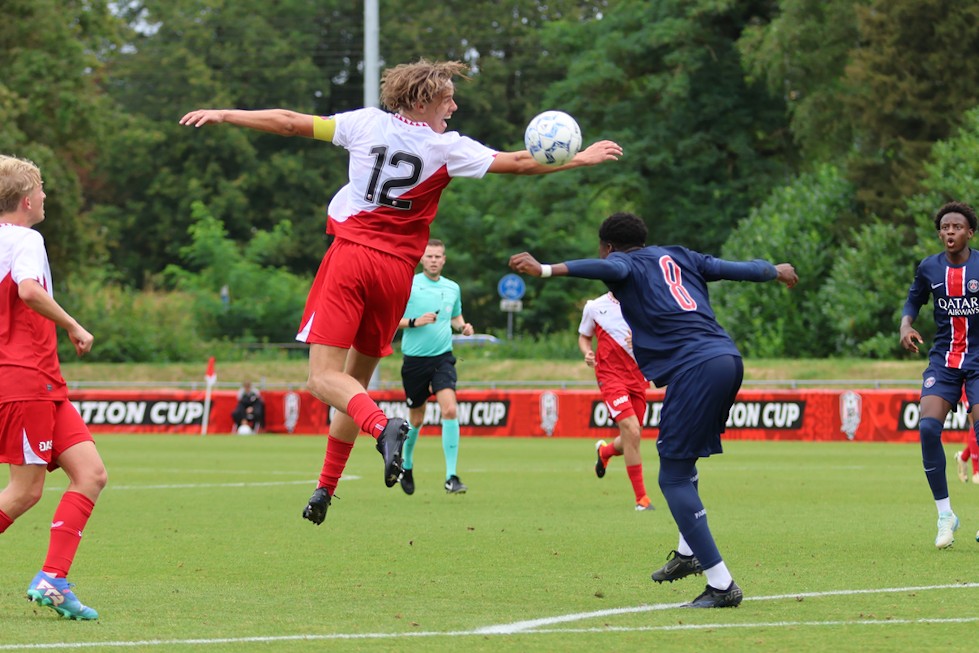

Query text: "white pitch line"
[1, 583, 977, 650]
[529, 616, 979, 634]
[43, 477, 360, 492]
[475, 581, 979, 634]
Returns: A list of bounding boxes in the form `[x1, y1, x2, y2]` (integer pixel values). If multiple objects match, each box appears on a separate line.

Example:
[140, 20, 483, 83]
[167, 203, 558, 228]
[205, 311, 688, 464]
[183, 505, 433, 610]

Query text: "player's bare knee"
[90, 466, 108, 493]
[66, 465, 108, 499]
[305, 376, 327, 403]
[6, 485, 44, 514]
[620, 423, 642, 444]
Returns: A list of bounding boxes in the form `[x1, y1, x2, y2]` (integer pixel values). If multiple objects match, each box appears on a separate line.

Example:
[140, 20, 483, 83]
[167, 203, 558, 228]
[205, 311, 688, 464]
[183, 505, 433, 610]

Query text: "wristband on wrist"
[540, 264, 553, 278]
[408, 318, 416, 328]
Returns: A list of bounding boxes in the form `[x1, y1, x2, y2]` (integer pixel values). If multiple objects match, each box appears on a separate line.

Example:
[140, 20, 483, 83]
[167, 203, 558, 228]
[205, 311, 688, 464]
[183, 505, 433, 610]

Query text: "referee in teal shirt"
[398, 239, 474, 495]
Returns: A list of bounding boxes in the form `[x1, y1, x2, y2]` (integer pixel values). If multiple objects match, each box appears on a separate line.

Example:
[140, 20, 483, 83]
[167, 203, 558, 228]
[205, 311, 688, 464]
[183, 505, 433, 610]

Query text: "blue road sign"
[497, 273, 526, 300]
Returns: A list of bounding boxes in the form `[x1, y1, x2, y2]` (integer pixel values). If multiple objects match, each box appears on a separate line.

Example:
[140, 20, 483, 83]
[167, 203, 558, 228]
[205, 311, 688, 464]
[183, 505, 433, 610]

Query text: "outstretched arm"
[508, 252, 629, 282]
[706, 258, 797, 288]
[488, 140, 623, 175]
[179, 108, 315, 138]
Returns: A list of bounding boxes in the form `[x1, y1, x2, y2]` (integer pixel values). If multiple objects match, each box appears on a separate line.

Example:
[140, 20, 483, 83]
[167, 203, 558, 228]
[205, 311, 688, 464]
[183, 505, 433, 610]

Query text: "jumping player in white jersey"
[179, 59, 623, 525]
[0, 155, 108, 620]
[578, 292, 654, 510]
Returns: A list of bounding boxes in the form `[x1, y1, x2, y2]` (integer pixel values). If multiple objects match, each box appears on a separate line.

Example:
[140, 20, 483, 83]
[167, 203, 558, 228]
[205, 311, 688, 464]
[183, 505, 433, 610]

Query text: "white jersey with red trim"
[325, 107, 497, 264]
[0, 223, 67, 402]
[578, 292, 648, 389]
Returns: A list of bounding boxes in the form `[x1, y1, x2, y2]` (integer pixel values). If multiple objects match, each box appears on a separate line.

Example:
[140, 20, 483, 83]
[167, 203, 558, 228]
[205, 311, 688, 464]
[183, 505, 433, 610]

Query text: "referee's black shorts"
[401, 351, 458, 408]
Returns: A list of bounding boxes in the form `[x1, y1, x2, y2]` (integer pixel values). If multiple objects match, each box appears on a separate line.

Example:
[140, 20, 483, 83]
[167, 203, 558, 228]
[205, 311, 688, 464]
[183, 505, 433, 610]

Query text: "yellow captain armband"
[312, 116, 337, 142]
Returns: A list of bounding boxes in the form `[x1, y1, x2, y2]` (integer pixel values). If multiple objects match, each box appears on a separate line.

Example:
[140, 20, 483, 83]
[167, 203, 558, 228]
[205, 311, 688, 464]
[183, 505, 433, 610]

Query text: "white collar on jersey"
[394, 112, 429, 128]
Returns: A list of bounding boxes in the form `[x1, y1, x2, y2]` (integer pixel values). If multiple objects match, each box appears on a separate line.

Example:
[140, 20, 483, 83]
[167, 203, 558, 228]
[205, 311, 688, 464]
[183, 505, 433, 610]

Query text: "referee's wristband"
[540, 264, 553, 278]
[408, 318, 416, 328]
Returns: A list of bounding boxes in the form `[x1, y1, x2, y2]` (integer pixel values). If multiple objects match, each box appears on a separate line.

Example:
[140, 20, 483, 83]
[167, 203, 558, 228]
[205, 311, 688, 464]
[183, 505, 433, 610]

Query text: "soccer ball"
[237, 424, 253, 435]
[524, 110, 582, 166]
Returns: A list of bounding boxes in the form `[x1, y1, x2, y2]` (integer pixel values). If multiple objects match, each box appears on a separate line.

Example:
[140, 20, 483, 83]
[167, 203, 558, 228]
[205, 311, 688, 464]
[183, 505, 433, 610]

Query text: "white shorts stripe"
[21, 428, 45, 465]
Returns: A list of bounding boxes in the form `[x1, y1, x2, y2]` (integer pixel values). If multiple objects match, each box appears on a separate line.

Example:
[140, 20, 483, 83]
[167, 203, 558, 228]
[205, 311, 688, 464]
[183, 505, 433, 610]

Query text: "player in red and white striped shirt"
[0, 155, 107, 620]
[181, 59, 623, 525]
[578, 292, 654, 511]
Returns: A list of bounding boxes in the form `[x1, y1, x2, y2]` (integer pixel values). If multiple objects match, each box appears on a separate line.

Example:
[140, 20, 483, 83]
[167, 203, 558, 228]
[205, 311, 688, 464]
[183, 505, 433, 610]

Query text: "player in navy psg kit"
[900, 201, 979, 549]
[510, 212, 797, 608]
[180, 59, 622, 526]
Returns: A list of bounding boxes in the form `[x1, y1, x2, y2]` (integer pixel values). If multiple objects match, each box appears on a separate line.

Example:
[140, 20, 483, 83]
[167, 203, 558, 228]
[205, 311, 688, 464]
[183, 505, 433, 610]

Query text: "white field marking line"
[43, 477, 361, 492]
[2, 618, 977, 652]
[474, 582, 979, 634]
[2, 583, 977, 650]
[529, 616, 979, 634]
[124, 468, 313, 476]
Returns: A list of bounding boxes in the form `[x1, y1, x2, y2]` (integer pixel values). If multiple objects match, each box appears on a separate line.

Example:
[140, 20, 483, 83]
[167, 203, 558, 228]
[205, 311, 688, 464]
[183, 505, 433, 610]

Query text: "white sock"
[677, 534, 694, 557]
[704, 561, 733, 591]
[936, 498, 953, 514]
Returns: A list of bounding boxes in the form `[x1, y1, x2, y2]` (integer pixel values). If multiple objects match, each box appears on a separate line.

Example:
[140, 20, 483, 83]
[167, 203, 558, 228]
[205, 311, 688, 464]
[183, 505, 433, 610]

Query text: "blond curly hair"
[0, 155, 42, 215]
[380, 59, 470, 113]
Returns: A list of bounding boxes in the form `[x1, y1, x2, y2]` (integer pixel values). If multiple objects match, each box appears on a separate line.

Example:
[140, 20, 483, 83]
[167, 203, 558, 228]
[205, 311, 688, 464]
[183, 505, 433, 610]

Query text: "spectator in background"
[232, 380, 265, 434]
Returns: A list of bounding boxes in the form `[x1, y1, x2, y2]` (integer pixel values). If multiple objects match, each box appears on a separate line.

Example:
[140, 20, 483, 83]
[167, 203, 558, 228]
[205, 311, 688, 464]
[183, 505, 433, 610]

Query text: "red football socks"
[42, 491, 95, 578]
[626, 464, 648, 503]
[0, 508, 12, 534]
[599, 441, 619, 462]
[346, 393, 387, 438]
[318, 436, 354, 493]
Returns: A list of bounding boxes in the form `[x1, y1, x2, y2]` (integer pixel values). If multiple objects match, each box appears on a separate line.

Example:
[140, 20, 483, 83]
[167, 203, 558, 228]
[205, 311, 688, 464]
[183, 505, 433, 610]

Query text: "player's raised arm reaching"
[178, 58, 624, 528]
[510, 211, 797, 609]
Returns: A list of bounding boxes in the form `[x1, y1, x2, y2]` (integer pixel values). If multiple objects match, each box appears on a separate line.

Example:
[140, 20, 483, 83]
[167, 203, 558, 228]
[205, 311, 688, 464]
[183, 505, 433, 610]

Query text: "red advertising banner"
[68, 388, 968, 442]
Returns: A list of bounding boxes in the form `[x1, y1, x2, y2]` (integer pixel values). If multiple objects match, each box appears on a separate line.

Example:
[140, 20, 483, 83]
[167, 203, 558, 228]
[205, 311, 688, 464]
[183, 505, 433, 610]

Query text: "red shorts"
[0, 400, 93, 471]
[600, 382, 648, 423]
[296, 240, 415, 358]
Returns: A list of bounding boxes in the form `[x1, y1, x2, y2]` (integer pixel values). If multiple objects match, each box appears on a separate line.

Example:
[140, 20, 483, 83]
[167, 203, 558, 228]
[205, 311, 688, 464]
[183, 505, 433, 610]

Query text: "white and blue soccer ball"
[524, 110, 582, 166]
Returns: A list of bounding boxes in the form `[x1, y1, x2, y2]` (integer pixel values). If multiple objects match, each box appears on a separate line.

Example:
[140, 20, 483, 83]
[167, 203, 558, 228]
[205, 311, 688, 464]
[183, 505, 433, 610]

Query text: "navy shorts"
[401, 352, 458, 408]
[657, 355, 743, 460]
[920, 364, 979, 407]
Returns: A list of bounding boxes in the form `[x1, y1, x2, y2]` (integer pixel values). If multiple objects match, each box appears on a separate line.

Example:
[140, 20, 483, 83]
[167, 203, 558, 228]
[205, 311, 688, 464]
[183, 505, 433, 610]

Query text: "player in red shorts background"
[578, 291, 655, 511]
[0, 155, 108, 620]
[955, 387, 979, 484]
[180, 59, 623, 525]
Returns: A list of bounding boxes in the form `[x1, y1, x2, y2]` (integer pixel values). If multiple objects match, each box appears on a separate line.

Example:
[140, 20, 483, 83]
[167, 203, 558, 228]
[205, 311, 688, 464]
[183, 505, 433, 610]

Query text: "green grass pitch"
[1, 435, 977, 652]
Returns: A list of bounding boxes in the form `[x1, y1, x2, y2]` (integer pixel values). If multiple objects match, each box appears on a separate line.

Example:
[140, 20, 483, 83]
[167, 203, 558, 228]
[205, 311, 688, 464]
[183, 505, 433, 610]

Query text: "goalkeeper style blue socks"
[442, 418, 460, 479]
[402, 423, 420, 470]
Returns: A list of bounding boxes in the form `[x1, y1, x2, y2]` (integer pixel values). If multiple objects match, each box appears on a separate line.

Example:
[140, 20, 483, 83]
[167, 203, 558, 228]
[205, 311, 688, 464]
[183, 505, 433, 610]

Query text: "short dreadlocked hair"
[598, 212, 648, 250]
[934, 201, 978, 231]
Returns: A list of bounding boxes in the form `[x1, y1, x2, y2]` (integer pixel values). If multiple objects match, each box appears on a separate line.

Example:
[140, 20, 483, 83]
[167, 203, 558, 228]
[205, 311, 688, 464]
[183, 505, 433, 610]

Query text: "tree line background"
[4, 0, 979, 362]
